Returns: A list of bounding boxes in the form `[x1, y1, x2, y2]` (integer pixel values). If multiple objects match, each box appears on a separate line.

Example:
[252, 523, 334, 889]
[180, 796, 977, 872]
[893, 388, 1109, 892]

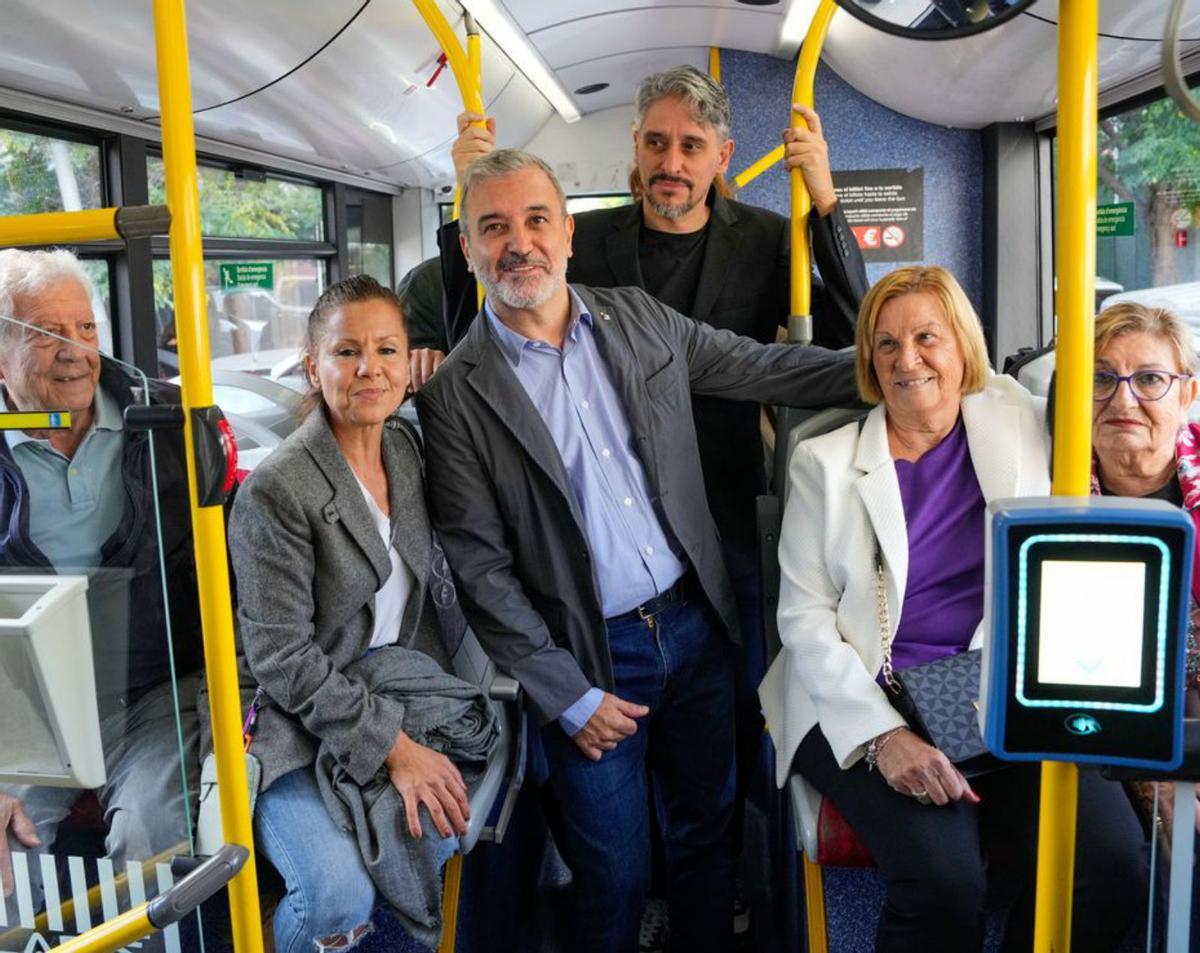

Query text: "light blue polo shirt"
[2, 386, 126, 570]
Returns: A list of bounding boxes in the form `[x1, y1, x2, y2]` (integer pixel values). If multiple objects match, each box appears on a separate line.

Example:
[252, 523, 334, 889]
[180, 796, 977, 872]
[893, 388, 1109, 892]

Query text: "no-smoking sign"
[882, 224, 905, 248]
[833, 168, 923, 262]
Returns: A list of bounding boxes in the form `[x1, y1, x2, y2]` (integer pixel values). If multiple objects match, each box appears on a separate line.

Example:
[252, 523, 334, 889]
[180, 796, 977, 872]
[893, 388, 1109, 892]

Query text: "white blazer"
[759, 375, 1050, 787]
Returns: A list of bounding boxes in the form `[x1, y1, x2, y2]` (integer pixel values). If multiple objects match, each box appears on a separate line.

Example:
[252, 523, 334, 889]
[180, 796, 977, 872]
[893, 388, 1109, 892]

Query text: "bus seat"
[760, 405, 874, 869]
[447, 626, 525, 854]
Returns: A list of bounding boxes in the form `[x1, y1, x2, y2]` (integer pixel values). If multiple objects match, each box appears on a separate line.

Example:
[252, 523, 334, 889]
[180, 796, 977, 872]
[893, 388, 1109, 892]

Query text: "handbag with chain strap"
[873, 544, 1002, 777]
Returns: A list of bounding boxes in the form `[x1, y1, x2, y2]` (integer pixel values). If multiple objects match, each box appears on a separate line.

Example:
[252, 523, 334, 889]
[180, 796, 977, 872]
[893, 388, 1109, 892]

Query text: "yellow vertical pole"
[709, 47, 722, 82]
[436, 854, 465, 953]
[802, 856, 829, 953]
[152, 4, 264, 953]
[789, 0, 837, 344]
[1036, 1, 1097, 950]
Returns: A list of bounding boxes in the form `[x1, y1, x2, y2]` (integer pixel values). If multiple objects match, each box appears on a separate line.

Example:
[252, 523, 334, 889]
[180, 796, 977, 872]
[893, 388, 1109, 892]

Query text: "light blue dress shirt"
[486, 290, 687, 735]
[2, 385, 125, 570]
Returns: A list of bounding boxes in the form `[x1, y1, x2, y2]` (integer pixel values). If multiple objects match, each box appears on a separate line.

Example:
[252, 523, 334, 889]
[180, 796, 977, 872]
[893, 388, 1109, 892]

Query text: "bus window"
[346, 188, 394, 288]
[146, 158, 324, 242]
[1095, 86, 1200, 324]
[0, 128, 102, 216]
[152, 259, 325, 380]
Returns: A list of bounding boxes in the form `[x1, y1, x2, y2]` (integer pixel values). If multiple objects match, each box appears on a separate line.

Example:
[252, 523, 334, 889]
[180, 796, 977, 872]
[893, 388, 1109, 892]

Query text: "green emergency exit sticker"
[1097, 202, 1135, 237]
[219, 262, 274, 290]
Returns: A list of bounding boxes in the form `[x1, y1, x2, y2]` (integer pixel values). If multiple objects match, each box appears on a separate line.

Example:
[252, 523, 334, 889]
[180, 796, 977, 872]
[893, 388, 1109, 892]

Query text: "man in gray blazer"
[416, 150, 857, 953]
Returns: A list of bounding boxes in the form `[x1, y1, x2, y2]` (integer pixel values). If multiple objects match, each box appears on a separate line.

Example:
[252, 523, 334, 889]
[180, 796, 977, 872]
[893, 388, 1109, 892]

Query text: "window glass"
[346, 190, 393, 287]
[0, 128, 102, 214]
[147, 158, 324, 241]
[1096, 92, 1200, 316]
[153, 259, 325, 378]
[79, 259, 114, 355]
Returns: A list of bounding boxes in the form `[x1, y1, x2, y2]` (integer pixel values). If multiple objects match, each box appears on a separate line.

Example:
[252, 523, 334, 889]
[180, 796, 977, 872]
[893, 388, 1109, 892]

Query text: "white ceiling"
[0, 0, 1198, 189]
[820, 0, 1200, 129]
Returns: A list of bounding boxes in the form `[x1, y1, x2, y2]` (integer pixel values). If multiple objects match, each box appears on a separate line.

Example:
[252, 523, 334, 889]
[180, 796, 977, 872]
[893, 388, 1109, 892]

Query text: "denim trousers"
[255, 766, 457, 953]
[2, 673, 200, 928]
[540, 599, 736, 953]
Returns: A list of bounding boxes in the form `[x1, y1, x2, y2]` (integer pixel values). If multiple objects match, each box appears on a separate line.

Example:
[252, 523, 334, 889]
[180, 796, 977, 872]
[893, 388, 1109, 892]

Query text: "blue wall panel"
[722, 50, 984, 308]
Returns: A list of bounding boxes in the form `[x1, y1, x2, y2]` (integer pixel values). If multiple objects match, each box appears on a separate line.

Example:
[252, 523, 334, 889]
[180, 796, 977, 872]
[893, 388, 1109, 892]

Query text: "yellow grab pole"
[709, 47, 722, 82]
[152, 4, 263, 953]
[436, 853, 465, 953]
[412, 0, 485, 221]
[734, 144, 786, 191]
[1035, 2, 1098, 950]
[802, 855, 829, 953]
[51, 905, 156, 953]
[789, 0, 837, 344]
[0, 209, 121, 246]
[412, 0, 485, 312]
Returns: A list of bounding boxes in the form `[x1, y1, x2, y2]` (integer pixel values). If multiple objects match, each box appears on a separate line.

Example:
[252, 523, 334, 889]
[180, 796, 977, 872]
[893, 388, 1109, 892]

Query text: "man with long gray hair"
[418, 148, 859, 953]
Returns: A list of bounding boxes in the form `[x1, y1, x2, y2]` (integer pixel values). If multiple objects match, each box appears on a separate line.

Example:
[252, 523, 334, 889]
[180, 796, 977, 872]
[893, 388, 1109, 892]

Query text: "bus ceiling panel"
[555, 49, 711, 115]
[506, 0, 789, 43]
[180, 0, 546, 188]
[530, 7, 786, 70]
[367, 71, 554, 188]
[0, 0, 368, 118]
[822, 4, 1200, 129]
[1023, 0, 1200, 43]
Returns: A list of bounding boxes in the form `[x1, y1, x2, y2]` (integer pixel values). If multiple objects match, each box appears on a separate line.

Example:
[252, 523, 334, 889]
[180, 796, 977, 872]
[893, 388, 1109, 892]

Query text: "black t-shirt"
[639, 219, 769, 552]
[1099, 475, 1184, 506]
[637, 224, 709, 316]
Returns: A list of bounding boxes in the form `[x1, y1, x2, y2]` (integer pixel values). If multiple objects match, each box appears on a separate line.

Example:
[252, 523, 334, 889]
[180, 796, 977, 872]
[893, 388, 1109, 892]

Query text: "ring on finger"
[911, 788, 932, 805]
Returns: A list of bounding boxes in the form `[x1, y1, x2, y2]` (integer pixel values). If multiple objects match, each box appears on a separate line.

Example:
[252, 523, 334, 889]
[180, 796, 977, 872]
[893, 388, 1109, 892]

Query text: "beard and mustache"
[470, 248, 568, 311]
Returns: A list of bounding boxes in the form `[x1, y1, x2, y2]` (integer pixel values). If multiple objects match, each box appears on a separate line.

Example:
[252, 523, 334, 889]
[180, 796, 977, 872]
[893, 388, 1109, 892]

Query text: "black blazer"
[439, 194, 869, 549]
[415, 283, 858, 724]
[566, 193, 866, 349]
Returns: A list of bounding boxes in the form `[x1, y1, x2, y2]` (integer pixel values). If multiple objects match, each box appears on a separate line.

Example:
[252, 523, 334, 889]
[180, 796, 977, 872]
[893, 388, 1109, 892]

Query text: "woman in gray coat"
[228, 276, 469, 953]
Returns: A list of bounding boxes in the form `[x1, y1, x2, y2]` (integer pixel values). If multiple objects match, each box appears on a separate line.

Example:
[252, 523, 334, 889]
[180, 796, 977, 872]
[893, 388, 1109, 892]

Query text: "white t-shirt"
[355, 476, 416, 650]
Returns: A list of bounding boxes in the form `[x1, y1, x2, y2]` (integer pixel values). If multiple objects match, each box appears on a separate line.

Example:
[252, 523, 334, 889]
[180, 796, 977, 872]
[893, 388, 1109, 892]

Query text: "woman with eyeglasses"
[1092, 301, 1200, 836]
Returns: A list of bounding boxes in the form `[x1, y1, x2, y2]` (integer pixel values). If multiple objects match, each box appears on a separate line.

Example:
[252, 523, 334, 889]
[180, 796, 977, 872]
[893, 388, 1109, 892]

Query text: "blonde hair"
[1095, 301, 1197, 374]
[854, 265, 990, 404]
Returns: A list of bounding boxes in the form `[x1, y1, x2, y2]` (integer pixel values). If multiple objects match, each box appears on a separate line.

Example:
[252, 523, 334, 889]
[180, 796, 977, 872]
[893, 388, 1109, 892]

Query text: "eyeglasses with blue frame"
[1093, 370, 1193, 403]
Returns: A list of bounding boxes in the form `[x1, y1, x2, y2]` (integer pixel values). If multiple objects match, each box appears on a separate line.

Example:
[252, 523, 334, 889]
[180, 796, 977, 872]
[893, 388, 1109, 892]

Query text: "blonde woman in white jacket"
[759, 266, 1146, 952]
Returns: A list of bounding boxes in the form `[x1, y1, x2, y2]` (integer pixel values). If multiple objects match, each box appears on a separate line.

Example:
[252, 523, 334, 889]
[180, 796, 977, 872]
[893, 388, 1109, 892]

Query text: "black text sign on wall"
[833, 168, 924, 263]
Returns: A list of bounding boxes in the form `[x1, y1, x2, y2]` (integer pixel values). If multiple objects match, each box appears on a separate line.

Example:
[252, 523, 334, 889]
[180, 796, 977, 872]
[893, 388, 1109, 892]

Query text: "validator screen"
[1037, 559, 1145, 689]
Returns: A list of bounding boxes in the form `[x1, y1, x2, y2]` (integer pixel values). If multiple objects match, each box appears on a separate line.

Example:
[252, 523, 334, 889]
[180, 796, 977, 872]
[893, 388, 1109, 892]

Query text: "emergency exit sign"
[219, 262, 274, 290]
[1097, 202, 1135, 237]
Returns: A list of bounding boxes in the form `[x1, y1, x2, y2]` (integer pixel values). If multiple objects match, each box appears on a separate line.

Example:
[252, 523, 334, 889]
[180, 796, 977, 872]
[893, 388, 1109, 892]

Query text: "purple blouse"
[890, 416, 985, 671]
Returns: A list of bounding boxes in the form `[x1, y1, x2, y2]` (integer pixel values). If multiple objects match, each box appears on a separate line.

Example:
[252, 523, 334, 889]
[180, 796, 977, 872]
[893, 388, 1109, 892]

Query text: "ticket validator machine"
[981, 496, 1194, 772]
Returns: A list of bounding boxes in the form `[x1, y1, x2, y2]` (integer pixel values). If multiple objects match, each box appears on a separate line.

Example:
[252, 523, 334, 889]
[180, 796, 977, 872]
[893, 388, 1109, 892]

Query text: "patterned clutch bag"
[891, 649, 1001, 777]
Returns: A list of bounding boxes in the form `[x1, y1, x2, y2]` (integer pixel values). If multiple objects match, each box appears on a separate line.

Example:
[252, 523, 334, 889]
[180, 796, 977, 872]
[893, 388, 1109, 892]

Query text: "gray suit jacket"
[227, 409, 449, 791]
[416, 283, 858, 724]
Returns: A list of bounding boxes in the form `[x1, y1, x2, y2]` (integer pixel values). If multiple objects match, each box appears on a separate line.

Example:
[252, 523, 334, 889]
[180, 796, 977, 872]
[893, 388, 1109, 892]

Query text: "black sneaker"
[639, 897, 670, 953]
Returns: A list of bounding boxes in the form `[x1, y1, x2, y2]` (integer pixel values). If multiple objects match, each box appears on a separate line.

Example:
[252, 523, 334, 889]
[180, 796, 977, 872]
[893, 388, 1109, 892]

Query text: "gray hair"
[459, 149, 567, 230]
[0, 248, 94, 336]
[634, 66, 732, 141]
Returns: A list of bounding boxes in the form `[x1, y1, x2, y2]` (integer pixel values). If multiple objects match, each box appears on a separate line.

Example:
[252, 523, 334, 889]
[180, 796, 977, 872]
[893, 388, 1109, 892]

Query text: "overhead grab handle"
[1163, 0, 1200, 124]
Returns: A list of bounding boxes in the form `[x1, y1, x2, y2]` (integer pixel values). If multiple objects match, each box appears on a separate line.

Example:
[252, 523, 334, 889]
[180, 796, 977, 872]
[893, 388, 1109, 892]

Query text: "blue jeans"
[723, 540, 766, 854]
[2, 673, 200, 940]
[540, 599, 736, 953]
[256, 767, 457, 953]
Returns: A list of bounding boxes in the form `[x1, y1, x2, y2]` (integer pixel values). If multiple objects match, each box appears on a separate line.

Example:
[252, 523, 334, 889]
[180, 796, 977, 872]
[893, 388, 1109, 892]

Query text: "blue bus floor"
[818, 867, 1151, 953]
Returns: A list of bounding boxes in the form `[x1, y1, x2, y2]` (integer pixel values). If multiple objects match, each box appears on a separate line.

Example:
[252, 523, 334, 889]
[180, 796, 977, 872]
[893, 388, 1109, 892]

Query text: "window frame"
[0, 108, 399, 375]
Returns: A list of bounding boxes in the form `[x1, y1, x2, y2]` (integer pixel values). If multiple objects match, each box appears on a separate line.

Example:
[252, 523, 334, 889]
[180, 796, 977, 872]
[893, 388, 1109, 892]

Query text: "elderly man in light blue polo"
[0, 249, 204, 930]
